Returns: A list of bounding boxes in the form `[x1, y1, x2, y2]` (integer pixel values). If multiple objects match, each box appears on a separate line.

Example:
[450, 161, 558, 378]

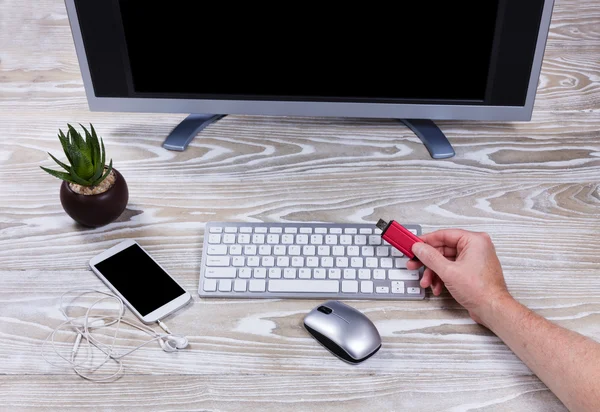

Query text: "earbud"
[159, 335, 188, 352]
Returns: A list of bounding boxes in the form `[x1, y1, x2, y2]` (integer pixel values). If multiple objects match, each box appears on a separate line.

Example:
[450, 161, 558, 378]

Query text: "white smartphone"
[89, 239, 191, 324]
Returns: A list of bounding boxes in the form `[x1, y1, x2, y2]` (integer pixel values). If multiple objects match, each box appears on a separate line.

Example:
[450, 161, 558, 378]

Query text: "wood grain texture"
[1, 0, 599, 410]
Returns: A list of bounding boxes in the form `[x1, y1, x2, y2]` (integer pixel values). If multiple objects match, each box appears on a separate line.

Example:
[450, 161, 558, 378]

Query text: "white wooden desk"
[1, 0, 599, 410]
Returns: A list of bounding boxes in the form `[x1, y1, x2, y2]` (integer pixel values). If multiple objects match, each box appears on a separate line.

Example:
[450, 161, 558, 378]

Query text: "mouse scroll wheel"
[317, 306, 333, 314]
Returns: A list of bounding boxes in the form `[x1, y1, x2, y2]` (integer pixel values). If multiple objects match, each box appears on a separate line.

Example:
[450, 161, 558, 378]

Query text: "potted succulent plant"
[41, 124, 128, 227]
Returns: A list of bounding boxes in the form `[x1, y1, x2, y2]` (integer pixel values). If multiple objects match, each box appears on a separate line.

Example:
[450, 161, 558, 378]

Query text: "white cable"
[42, 289, 185, 382]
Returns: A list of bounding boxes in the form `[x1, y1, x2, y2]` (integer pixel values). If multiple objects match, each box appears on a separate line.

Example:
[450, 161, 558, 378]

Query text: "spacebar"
[268, 280, 339, 293]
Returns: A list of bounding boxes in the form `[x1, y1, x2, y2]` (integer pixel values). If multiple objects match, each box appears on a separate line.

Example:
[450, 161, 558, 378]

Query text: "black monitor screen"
[74, 1, 546, 106]
[119, 3, 498, 102]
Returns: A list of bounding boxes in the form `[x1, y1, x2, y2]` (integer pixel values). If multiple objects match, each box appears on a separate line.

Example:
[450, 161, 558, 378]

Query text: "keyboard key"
[362, 246, 374, 256]
[249, 279, 266, 292]
[361, 281, 373, 293]
[314, 228, 327, 234]
[223, 234, 236, 244]
[238, 234, 250, 244]
[314, 268, 326, 279]
[272, 245, 285, 255]
[395, 258, 409, 268]
[366, 258, 378, 268]
[376, 246, 389, 257]
[247, 256, 260, 266]
[373, 269, 385, 280]
[209, 227, 223, 233]
[388, 270, 419, 280]
[303, 245, 316, 256]
[208, 234, 221, 244]
[207, 245, 227, 255]
[376, 286, 389, 293]
[252, 234, 265, 244]
[262, 256, 275, 267]
[358, 269, 371, 279]
[229, 245, 242, 255]
[340, 235, 352, 245]
[244, 245, 257, 255]
[342, 281, 358, 293]
[336, 257, 348, 267]
[255, 227, 268, 233]
[343, 269, 356, 279]
[292, 257, 304, 267]
[360, 228, 372, 234]
[391, 281, 405, 294]
[240, 227, 252, 233]
[232, 256, 245, 266]
[332, 246, 345, 256]
[317, 245, 330, 255]
[285, 227, 298, 234]
[206, 256, 230, 267]
[380, 258, 393, 268]
[203, 279, 217, 291]
[351, 257, 364, 268]
[297, 235, 309, 245]
[325, 235, 337, 245]
[344, 228, 357, 234]
[330, 228, 342, 234]
[369, 235, 382, 245]
[224, 227, 237, 233]
[407, 287, 421, 294]
[254, 268, 267, 278]
[277, 256, 290, 267]
[269, 268, 282, 278]
[299, 227, 312, 234]
[267, 234, 280, 244]
[284, 268, 296, 278]
[355, 235, 367, 245]
[329, 269, 341, 279]
[205, 267, 236, 278]
[391, 248, 404, 257]
[219, 279, 232, 291]
[288, 245, 301, 255]
[234, 279, 247, 292]
[239, 268, 252, 278]
[347, 246, 359, 256]
[269, 227, 282, 233]
[282, 234, 294, 244]
[268, 280, 339, 293]
[306, 257, 319, 267]
[310, 235, 323, 245]
[299, 268, 311, 279]
[321, 257, 334, 267]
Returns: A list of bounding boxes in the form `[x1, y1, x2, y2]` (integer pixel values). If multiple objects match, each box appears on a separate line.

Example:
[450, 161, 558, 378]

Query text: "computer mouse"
[303, 300, 381, 364]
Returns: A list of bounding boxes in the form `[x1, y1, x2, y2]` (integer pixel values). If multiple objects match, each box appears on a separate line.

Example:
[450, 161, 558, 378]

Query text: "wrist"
[478, 291, 518, 330]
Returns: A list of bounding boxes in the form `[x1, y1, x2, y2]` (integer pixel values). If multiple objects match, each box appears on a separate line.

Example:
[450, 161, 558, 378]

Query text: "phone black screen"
[93, 244, 186, 316]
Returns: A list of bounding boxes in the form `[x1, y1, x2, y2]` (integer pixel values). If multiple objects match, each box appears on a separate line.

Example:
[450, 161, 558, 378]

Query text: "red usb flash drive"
[376, 219, 423, 259]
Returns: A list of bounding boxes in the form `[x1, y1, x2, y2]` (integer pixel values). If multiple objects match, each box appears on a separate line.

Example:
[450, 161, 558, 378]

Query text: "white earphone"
[42, 289, 189, 382]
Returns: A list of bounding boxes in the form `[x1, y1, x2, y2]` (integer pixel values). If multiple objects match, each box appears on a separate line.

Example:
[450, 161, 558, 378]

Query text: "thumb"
[412, 242, 452, 279]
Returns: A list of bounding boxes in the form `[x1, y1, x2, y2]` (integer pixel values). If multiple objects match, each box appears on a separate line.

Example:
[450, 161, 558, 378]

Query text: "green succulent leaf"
[68, 164, 92, 186]
[67, 124, 88, 158]
[67, 146, 95, 181]
[89, 158, 105, 184]
[48, 152, 71, 172]
[57, 130, 74, 165]
[93, 159, 113, 186]
[89, 124, 101, 167]
[40, 166, 80, 185]
[77, 124, 94, 164]
[100, 138, 106, 170]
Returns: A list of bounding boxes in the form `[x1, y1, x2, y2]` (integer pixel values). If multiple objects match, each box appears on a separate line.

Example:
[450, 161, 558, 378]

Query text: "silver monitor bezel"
[64, 0, 554, 121]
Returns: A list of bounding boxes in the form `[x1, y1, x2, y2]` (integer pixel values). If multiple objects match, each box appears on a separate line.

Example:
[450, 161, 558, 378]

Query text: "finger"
[436, 246, 457, 258]
[411, 242, 453, 280]
[420, 268, 435, 288]
[406, 259, 424, 270]
[419, 229, 470, 249]
[431, 274, 444, 296]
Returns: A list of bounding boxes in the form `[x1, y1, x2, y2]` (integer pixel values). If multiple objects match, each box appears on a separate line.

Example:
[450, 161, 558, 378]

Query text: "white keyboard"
[199, 222, 424, 300]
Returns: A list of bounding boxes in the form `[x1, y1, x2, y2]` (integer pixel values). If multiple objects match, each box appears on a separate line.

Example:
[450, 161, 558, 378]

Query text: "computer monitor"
[64, 1, 555, 159]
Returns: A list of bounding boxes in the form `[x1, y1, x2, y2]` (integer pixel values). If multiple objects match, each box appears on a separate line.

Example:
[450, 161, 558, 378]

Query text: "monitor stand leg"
[162, 114, 226, 151]
[399, 119, 455, 159]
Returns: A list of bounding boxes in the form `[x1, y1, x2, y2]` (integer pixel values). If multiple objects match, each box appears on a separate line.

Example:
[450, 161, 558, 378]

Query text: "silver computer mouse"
[304, 300, 381, 364]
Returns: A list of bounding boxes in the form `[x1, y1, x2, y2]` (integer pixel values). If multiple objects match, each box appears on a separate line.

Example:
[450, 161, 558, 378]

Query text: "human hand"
[406, 229, 512, 325]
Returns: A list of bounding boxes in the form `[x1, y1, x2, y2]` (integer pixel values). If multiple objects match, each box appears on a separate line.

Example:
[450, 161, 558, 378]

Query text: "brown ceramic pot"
[60, 168, 129, 227]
